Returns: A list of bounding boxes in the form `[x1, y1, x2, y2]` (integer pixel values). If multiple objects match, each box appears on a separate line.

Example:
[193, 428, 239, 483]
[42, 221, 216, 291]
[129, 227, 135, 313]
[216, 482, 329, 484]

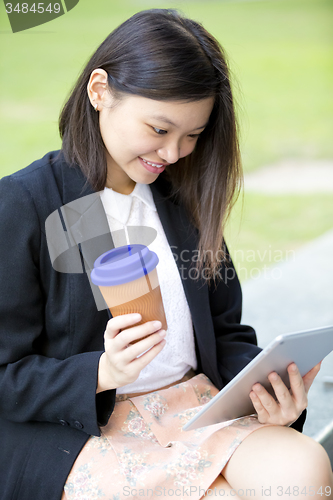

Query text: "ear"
[87, 68, 112, 111]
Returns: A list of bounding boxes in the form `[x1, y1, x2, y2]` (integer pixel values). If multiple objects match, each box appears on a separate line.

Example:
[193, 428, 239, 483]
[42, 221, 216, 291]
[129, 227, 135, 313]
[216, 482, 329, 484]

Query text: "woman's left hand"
[249, 361, 322, 426]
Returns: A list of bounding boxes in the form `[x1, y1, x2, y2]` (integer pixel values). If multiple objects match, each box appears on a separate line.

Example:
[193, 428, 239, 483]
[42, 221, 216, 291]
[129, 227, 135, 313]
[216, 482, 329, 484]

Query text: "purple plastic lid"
[90, 244, 159, 286]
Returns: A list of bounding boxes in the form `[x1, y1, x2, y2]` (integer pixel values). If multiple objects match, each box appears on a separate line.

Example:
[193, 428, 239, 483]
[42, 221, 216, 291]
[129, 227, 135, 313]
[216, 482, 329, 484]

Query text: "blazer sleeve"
[209, 247, 306, 433]
[0, 175, 115, 436]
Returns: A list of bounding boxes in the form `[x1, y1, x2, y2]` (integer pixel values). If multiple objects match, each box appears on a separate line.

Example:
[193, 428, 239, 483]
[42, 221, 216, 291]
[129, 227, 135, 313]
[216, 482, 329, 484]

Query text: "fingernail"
[153, 321, 162, 328]
[270, 372, 278, 381]
[159, 330, 166, 337]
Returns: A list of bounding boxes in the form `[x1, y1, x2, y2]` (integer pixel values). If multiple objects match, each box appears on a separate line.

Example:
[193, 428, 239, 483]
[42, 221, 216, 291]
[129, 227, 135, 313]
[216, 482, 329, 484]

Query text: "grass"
[1, 0, 332, 281]
[225, 192, 333, 282]
[0, 0, 332, 175]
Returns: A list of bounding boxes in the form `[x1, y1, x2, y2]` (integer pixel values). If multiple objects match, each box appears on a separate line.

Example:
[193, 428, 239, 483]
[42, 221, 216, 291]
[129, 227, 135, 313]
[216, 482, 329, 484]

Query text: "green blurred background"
[1, 0, 332, 280]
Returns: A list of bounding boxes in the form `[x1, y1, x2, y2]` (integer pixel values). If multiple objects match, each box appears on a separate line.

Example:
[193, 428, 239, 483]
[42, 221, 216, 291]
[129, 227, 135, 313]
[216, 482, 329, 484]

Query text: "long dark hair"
[59, 8, 243, 284]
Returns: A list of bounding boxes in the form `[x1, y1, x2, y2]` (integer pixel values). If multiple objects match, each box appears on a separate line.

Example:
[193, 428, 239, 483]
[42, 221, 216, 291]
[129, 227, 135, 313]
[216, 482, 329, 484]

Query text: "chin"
[133, 171, 160, 184]
[140, 177, 158, 185]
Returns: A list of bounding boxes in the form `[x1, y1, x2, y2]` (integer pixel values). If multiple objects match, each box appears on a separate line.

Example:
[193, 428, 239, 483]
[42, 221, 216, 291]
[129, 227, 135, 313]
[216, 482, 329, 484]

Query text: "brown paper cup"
[98, 267, 168, 334]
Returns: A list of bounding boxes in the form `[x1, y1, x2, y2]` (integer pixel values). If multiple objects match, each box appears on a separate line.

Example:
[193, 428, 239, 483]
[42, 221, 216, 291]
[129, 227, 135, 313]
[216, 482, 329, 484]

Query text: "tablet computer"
[183, 325, 333, 431]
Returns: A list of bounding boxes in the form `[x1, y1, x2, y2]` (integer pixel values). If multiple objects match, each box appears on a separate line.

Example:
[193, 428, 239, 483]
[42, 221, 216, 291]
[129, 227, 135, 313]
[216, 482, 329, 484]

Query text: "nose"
[156, 142, 181, 165]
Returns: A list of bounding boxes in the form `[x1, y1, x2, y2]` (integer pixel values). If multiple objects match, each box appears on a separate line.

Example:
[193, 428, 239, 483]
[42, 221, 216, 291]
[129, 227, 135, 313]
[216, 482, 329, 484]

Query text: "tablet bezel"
[183, 325, 333, 431]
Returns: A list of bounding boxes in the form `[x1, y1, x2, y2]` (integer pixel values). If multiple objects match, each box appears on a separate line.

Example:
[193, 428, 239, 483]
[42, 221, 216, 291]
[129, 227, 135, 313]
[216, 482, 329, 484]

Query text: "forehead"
[121, 94, 215, 128]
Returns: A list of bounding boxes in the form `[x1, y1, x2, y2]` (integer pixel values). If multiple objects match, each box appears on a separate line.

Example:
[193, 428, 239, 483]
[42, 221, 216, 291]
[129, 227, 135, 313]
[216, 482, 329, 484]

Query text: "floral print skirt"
[62, 373, 272, 500]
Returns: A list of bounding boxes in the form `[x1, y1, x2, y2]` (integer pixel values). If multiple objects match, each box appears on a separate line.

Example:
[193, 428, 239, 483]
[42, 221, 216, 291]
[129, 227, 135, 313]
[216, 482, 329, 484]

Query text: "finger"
[122, 330, 167, 363]
[251, 383, 280, 418]
[249, 391, 270, 423]
[267, 371, 302, 423]
[105, 313, 142, 340]
[112, 336, 166, 386]
[287, 363, 308, 409]
[267, 371, 294, 409]
[130, 338, 166, 371]
[115, 320, 163, 350]
[302, 362, 321, 394]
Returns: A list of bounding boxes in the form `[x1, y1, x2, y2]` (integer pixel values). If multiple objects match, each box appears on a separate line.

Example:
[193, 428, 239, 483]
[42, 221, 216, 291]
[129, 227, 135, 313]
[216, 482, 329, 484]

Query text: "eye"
[188, 133, 201, 139]
[152, 127, 167, 135]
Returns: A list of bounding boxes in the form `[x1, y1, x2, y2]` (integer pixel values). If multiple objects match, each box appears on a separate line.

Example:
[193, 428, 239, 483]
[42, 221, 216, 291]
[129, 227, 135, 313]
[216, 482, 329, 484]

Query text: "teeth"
[142, 158, 164, 168]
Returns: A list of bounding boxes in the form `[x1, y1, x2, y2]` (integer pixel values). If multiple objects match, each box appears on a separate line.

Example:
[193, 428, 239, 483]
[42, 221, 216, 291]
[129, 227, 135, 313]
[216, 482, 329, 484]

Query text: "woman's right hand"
[96, 313, 166, 393]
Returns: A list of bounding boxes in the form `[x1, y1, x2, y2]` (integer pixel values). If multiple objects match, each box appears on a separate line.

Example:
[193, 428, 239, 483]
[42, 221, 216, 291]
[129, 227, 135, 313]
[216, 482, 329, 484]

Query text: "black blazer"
[0, 150, 306, 500]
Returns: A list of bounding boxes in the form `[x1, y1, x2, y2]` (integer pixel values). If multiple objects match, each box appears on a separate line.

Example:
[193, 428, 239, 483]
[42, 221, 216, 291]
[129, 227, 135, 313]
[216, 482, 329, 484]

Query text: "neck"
[106, 179, 136, 195]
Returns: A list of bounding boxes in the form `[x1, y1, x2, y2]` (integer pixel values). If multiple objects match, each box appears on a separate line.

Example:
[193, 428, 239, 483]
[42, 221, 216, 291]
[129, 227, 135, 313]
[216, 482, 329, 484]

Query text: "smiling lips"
[140, 157, 169, 168]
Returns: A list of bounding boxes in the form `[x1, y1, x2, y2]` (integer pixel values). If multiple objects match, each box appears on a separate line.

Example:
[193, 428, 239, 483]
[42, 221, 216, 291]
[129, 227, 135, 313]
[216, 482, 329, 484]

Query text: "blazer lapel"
[60, 192, 114, 270]
[150, 179, 222, 387]
[58, 161, 222, 387]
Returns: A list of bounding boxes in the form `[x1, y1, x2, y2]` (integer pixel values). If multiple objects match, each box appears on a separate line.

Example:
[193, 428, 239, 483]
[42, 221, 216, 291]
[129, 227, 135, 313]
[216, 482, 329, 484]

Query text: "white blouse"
[99, 183, 197, 394]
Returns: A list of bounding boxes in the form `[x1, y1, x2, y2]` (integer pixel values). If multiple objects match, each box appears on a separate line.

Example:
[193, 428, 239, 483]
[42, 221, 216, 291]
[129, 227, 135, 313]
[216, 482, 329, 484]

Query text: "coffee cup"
[90, 244, 168, 340]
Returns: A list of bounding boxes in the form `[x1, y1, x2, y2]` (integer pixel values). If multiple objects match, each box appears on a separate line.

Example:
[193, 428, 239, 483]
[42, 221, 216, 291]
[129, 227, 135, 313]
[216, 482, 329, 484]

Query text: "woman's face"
[98, 93, 214, 194]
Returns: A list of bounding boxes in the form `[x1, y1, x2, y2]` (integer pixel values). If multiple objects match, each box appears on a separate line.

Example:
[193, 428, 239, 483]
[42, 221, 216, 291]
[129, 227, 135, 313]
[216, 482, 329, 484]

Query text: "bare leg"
[221, 426, 333, 500]
[200, 474, 242, 499]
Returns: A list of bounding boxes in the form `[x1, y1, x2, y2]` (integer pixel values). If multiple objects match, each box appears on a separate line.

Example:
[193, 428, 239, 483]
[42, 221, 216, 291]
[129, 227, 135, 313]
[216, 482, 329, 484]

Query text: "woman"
[0, 9, 331, 500]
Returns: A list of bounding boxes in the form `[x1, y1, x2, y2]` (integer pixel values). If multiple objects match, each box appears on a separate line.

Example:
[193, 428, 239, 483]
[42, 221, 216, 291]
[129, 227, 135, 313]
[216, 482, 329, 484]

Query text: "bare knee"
[201, 474, 242, 500]
[222, 425, 333, 497]
[307, 438, 333, 486]
[286, 430, 333, 485]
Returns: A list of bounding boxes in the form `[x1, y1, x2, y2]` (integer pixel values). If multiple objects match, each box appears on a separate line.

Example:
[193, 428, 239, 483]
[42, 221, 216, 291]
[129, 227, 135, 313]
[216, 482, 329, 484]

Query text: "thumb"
[302, 361, 322, 394]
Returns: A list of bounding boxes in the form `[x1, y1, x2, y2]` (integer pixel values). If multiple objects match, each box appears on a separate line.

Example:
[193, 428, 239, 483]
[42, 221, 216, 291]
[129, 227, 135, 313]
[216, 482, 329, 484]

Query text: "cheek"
[99, 114, 158, 158]
[99, 118, 116, 149]
[130, 136, 159, 156]
[99, 113, 132, 147]
[181, 141, 198, 158]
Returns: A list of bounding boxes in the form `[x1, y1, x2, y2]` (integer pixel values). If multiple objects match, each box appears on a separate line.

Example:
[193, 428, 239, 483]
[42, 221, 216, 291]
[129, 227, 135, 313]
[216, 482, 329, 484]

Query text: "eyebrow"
[150, 115, 208, 130]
